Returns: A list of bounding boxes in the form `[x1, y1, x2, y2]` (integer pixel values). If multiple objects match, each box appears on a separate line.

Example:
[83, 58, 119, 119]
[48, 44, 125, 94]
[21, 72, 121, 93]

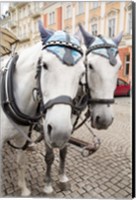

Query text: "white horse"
[78, 25, 123, 130]
[0, 22, 85, 196]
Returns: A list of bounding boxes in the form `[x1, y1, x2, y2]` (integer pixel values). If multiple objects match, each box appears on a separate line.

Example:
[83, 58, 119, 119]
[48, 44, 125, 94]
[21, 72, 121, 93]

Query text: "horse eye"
[89, 64, 93, 70]
[43, 63, 48, 70]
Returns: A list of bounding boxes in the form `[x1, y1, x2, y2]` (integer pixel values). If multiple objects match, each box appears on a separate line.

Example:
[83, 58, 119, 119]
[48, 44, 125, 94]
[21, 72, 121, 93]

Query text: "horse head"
[38, 21, 85, 148]
[79, 24, 123, 130]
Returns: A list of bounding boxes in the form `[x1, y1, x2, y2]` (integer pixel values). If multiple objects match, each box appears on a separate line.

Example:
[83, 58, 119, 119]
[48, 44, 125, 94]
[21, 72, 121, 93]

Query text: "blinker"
[107, 49, 117, 66]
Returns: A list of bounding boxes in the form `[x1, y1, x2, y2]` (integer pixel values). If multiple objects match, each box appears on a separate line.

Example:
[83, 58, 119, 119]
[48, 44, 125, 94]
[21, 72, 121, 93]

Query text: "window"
[78, 2, 84, 14]
[125, 3, 132, 35]
[106, 1, 114, 4]
[23, 24, 26, 36]
[35, 2, 40, 11]
[128, 12, 132, 34]
[108, 18, 115, 37]
[124, 54, 130, 76]
[19, 9, 22, 19]
[34, 21, 38, 32]
[28, 4, 31, 14]
[92, 24, 97, 36]
[49, 12, 55, 25]
[66, 5, 71, 19]
[23, 7, 26, 17]
[93, 2, 99, 9]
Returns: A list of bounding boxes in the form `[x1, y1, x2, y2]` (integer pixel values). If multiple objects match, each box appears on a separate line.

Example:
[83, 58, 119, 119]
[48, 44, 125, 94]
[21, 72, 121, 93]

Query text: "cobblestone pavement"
[1, 97, 132, 198]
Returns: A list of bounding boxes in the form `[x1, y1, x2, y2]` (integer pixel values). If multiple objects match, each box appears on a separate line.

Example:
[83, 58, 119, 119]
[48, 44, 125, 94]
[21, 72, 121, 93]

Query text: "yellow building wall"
[64, 18, 72, 29]
[89, 7, 101, 33]
[75, 14, 85, 26]
[105, 2, 120, 13]
[104, 2, 121, 36]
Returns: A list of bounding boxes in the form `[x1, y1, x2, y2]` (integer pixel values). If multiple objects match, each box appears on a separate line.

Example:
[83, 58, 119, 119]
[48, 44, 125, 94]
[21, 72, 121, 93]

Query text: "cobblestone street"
[1, 97, 132, 198]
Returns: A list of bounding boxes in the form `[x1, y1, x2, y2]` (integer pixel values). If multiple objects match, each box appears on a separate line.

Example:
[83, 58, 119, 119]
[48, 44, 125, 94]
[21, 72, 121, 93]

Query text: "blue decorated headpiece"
[43, 31, 83, 66]
[90, 37, 118, 59]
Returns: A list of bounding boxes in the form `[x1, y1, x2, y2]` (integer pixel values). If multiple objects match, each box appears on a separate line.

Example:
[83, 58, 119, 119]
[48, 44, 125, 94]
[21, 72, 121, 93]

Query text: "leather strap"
[1, 54, 41, 126]
[42, 95, 73, 114]
[89, 98, 115, 104]
[43, 41, 83, 55]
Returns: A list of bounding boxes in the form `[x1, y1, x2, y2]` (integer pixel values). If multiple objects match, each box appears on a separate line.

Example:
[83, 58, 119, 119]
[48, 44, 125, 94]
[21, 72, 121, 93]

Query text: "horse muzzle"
[44, 122, 72, 149]
[91, 114, 114, 130]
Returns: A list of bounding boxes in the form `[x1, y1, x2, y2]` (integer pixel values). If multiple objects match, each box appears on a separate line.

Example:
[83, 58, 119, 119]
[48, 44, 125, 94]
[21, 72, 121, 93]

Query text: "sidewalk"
[1, 97, 132, 198]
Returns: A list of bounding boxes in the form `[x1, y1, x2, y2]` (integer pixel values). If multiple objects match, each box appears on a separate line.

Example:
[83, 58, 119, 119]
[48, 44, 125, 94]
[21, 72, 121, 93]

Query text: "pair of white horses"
[0, 22, 123, 196]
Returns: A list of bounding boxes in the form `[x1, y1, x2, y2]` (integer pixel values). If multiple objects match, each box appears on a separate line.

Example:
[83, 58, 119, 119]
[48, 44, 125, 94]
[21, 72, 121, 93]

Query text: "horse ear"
[74, 29, 82, 43]
[78, 23, 95, 48]
[113, 31, 123, 46]
[38, 20, 53, 43]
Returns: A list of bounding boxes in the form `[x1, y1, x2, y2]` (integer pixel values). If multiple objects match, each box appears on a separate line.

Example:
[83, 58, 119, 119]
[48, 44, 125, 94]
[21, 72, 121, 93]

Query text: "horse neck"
[13, 43, 42, 116]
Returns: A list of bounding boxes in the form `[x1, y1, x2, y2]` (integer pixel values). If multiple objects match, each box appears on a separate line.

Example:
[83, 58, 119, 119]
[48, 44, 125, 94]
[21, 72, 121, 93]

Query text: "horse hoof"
[59, 174, 69, 183]
[58, 181, 71, 191]
[21, 188, 31, 196]
[27, 143, 36, 151]
[43, 185, 53, 194]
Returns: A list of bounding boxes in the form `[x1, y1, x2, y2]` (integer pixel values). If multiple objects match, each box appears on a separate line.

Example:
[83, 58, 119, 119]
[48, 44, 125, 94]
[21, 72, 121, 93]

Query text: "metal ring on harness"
[81, 136, 101, 157]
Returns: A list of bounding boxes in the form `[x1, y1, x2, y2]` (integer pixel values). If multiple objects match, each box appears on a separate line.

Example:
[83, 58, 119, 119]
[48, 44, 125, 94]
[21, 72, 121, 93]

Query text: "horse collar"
[1, 54, 41, 126]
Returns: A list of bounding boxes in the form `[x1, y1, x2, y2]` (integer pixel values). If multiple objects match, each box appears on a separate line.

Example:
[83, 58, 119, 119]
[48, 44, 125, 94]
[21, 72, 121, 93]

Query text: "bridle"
[1, 33, 117, 151]
[85, 35, 119, 106]
[1, 34, 84, 150]
[36, 33, 84, 116]
[72, 36, 118, 130]
[34, 58, 74, 116]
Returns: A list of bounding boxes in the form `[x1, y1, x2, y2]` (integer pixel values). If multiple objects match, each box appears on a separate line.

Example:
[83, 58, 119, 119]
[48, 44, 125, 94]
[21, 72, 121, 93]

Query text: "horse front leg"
[13, 134, 31, 197]
[59, 146, 69, 186]
[17, 150, 31, 196]
[43, 145, 54, 194]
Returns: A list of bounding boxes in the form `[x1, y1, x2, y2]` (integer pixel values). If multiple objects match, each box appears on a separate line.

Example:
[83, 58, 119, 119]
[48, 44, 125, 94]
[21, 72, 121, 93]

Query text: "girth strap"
[42, 95, 73, 114]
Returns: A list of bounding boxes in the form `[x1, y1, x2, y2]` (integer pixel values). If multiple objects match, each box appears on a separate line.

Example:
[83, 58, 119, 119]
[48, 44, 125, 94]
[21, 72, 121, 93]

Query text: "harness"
[1, 33, 118, 156]
[73, 35, 118, 135]
[1, 54, 41, 126]
[1, 33, 84, 150]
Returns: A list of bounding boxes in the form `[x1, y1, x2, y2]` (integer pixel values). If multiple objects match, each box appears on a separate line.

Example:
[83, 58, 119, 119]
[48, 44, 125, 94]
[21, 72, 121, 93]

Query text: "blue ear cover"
[113, 31, 123, 46]
[78, 23, 95, 48]
[38, 20, 53, 43]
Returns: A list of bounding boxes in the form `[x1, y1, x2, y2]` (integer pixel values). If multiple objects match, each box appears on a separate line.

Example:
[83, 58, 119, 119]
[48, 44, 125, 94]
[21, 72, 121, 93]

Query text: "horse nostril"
[47, 124, 52, 137]
[96, 116, 100, 124]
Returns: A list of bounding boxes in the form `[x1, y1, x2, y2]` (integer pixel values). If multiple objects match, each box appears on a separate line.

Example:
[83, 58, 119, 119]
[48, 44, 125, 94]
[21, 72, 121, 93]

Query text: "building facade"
[0, 1, 132, 82]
